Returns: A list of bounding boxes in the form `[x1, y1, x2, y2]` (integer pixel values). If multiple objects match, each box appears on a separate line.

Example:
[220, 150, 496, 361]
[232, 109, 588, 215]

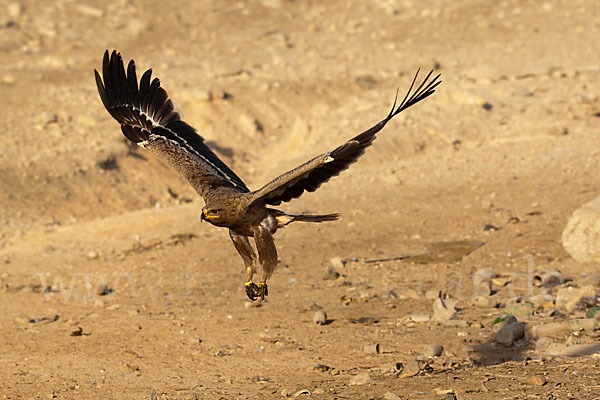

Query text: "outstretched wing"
[250, 70, 441, 206]
[94, 50, 250, 198]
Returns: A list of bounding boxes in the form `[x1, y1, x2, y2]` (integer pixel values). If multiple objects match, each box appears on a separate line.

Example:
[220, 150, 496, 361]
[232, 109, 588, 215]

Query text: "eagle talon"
[258, 282, 268, 300]
[245, 281, 260, 301]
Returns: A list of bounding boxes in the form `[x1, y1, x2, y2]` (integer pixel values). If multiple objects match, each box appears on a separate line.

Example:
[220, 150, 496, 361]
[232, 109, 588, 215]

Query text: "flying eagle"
[94, 50, 440, 300]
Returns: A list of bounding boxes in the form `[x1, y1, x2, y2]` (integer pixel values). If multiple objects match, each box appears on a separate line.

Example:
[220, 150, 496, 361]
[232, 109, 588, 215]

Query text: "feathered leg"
[229, 230, 260, 300]
[252, 223, 278, 300]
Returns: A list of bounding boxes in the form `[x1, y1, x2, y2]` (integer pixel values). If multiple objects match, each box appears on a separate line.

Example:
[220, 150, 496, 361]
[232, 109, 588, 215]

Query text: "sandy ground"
[1, 0, 600, 398]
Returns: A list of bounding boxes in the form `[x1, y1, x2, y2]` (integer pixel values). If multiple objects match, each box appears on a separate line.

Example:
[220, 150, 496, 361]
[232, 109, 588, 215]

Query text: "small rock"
[363, 343, 380, 354]
[313, 310, 327, 325]
[329, 256, 344, 269]
[425, 289, 441, 300]
[432, 298, 457, 322]
[526, 375, 546, 386]
[568, 318, 600, 332]
[562, 196, 600, 262]
[528, 294, 555, 308]
[556, 285, 596, 312]
[472, 295, 498, 308]
[586, 307, 600, 319]
[75, 4, 103, 17]
[534, 270, 564, 287]
[423, 343, 444, 358]
[384, 392, 402, 400]
[87, 250, 99, 259]
[473, 267, 496, 296]
[322, 266, 340, 280]
[580, 273, 600, 287]
[535, 337, 554, 350]
[531, 321, 569, 339]
[496, 322, 525, 345]
[399, 360, 420, 378]
[313, 388, 324, 395]
[407, 314, 430, 322]
[503, 303, 533, 317]
[349, 372, 372, 386]
[7, 2, 22, 18]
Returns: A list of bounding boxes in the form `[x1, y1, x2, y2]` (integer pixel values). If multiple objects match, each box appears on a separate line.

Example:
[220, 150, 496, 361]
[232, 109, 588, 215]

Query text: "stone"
[580, 273, 600, 287]
[562, 196, 600, 262]
[329, 256, 344, 269]
[473, 267, 496, 296]
[586, 307, 600, 319]
[496, 322, 525, 345]
[363, 343, 380, 354]
[534, 337, 554, 350]
[384, 392, 402, 400]
[349, 372, 372, 385]
[313, 310, 327, 325]
[556, 285, 596, 312]
[526, 375, 546, 386]
[432, 298, 457, 322]
[568, 318, 600, 333]
[546, 342, 600, 357]
[503, 303, 533, 317]
[472, 295, 498, 308]
[531, 322, 569, 339]
[399, 360, 420, 378]
[423, 343, 444, 358]
[534, 270, 564, 287]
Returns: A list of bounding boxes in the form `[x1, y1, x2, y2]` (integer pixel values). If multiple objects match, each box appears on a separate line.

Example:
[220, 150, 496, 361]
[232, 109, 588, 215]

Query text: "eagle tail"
[272, 211, 340, 227]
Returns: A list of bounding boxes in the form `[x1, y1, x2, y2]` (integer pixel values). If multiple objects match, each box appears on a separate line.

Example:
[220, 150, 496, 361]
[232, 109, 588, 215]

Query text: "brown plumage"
[94, 50, 441, 300]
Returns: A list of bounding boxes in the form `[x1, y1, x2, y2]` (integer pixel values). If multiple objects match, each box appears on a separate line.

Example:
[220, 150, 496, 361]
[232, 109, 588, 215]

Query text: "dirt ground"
[2, 0, 600, 398]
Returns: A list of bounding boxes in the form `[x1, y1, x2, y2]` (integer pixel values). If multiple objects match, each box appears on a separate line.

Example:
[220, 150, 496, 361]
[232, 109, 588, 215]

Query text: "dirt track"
[2, 1, 600, 399]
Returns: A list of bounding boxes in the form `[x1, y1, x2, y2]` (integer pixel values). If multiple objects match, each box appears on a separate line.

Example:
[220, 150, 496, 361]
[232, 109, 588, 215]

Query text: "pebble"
[87, 250, 99, 259]
[75, 4, 103, 18]
[423, 343, 444, 358]
[586, 307, 600, 319]
[313, 310, 327, 325]
[503, 303, 533, 317]
[399, 360, 420, 378]
[329, 256, 344, 269]
[349, 372, 372, 385]
[531, 321, 569, 339]
[526, 375, 546, 386]
[472, 295, 498, 308]
[556, 285, 596, 312]
[384, 392, 402, 400]
[562, 195, 600, 262]
[322, 266, 339, 280]
[7, 2, 22, 18]
[568, 318, 600, 333]
[527, 294, 555, 308]
[496, 322, 525, 345]
[535, 337, 554, 350]
[432, 298, 457, 322]
[534, 269, 564, 287]
[473, 267, 496, 296]
[580, 273, 600, 287]
[363, 343, 380, 354]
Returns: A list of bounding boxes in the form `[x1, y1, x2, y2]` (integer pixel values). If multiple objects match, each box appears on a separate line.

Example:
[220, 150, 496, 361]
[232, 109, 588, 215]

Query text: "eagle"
[94, 50, 440, 300]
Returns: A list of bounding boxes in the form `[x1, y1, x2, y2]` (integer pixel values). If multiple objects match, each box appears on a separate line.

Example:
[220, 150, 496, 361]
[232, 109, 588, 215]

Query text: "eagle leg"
[253, 223, 278, 300]
[229, 230, 260, 300]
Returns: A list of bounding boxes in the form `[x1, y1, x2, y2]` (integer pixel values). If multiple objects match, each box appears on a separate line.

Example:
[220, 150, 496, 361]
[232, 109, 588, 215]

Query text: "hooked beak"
[201, 209, 207, 222]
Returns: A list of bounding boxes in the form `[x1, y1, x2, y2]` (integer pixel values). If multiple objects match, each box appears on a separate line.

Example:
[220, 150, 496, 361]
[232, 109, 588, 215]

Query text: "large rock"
[562, 196, 600, 262]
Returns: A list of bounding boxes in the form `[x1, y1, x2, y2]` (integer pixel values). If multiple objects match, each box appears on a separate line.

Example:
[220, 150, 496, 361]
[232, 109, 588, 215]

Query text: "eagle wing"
[94, 50, 250, 199]
[249, 70, 441, 206]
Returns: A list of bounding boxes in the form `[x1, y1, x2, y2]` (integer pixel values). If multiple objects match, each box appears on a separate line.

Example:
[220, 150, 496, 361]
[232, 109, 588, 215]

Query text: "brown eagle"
[94, 50, 440, 300]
